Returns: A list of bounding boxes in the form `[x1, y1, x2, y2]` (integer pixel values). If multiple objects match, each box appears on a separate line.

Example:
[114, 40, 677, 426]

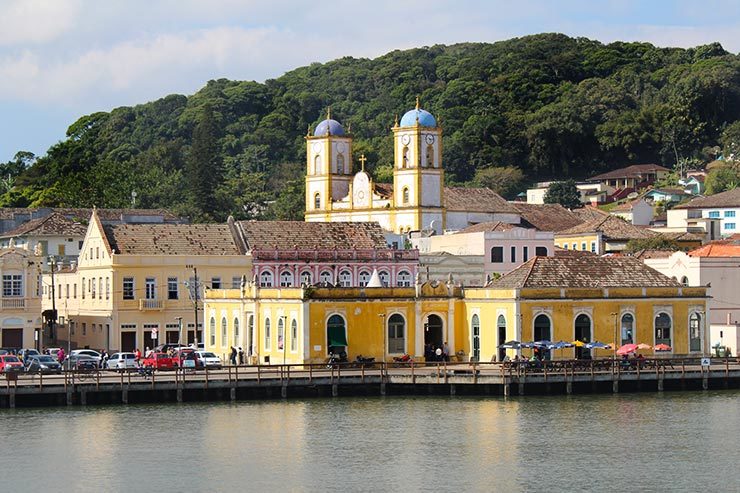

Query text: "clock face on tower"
[401, 134, 410, 145]
[425, 134, 435, 145]
[312, 142, 322, 153]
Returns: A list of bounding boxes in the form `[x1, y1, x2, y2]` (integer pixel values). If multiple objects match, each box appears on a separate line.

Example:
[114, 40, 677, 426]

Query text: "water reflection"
[0, 391, 738, 491]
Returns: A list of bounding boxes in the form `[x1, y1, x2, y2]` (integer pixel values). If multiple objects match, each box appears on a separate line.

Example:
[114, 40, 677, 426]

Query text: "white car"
[71, 349, 102, 364]
[105, 352, 138, 370]
[195, 351, 222, 369]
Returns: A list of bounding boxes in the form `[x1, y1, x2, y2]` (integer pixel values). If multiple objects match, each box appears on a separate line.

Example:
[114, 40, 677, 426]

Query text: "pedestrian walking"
[56, 347, 65, 364]
[134, 348, 141, 366]
[238, 347, 245, 365]
[443, 341, 450, 362]
[230, 346, 237, 365]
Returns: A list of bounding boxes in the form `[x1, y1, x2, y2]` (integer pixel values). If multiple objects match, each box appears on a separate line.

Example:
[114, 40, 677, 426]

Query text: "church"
[304, 100, 521, 235]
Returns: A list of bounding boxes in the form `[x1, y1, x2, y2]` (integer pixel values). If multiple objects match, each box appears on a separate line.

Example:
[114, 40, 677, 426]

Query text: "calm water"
[1, 392, 738, 492]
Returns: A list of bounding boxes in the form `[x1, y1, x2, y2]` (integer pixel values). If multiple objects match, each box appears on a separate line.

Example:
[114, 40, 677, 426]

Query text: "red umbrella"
[617, 343, 638, 355]
[654, 343, 672, 352]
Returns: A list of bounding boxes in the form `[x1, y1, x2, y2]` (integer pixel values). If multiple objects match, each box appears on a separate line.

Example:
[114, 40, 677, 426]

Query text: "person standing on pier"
[238, 347, 245, 365]
[230, 346, 237, 365]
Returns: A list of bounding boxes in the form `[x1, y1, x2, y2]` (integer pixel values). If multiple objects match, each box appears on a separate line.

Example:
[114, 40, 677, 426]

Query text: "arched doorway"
[574, 314, 592, 359]
[471, 315, 480, 362]
[497, 315, 507, 362]
[655, 313, 672, 347]
[534, 314, 551, 360]
[326, 314, 348, 355]
[689, 312, 702, 352]
[424, 314, 444, 351]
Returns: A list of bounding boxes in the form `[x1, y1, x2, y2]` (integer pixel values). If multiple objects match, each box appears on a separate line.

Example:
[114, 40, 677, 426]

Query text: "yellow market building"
[205, 256, 708, 364]
[42, 210, 251, 352]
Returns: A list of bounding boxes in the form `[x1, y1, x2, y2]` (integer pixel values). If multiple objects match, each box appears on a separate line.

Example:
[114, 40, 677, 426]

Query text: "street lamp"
[175, 317, 183, 346]
[280, 315, 287, 367]
[48, 256, 58, 344]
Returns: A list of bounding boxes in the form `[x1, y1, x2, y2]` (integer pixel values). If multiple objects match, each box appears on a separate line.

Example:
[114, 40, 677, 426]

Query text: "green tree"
[473, 166, 525, 198]
[185, 104, 222, 220]
[544, 180, 581, 209]
[705, 166, 740, 194]
[625, 236, 679, 253]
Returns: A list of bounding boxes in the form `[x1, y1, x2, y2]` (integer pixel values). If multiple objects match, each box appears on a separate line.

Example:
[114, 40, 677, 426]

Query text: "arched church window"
[402, 146, 409, 168]
[338, 270, 352, 287]
[426, 145, 434, 167]
[319, 270, 333, 285]
[314, 154, 322, 175]
[337, 153, 345, 174]
[314, 193, 321, 210]
[402, 187, 409, 205]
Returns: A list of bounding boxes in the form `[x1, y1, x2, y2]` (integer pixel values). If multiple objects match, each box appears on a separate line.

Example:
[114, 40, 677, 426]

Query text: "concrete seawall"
[2, 360, 739, 408]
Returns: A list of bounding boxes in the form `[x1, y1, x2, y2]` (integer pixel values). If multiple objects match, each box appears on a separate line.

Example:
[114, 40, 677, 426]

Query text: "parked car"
[195, 351, 223, 369]
[63, 354, 99, 370]
[141, 352, 174, 369]
[0, 348, 18, 355]
[25, 354, 63, 374]
[0, 354, 24, 373]
[18, 348, 40, 363]
[171, 348, 196, 368]
[106, 352, 138, 370]
[70, 349, 102, 365]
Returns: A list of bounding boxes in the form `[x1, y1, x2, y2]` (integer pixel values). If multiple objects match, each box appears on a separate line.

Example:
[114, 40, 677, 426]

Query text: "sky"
[1, 0, 739, 162]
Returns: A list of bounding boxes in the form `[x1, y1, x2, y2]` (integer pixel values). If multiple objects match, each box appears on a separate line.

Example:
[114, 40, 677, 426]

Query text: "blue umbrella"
[585, 341, 610, 350]
[498, 340, 521, 349]
[520, 341, 536, 348]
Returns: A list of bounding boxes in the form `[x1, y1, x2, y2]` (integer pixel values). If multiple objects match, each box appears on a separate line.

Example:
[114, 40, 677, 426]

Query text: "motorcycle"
[326, 350, 348, 369]
[392, 354, 413, 367]
[352, 355, 376, 368]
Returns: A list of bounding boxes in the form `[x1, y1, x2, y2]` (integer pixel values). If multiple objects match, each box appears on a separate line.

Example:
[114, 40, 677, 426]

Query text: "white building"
[670, 188, 740, 238]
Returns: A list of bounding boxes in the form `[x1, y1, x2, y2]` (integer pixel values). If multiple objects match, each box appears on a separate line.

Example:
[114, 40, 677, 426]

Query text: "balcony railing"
[139, 299, 164, 311]
[1, 298, 25, 309]
[251, 248, 419, 262]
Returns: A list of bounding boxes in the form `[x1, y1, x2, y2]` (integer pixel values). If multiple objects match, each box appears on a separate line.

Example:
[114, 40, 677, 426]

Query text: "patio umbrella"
[519, 342, 535, 348]
[498, 340, 521, 349]
[654, 343, 672, 352]
[617, 343, 639, 355]
[585, 341, 610, 350]
[637, 343, 652, 350]
[534, 340, 553, 348]
[572, 340, 586, 347]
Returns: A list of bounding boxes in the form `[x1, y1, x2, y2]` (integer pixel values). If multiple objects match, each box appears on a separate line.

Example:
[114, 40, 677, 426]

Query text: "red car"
[171, 348, 196, 368]
[140, 352, 174, 369]
[0, 354, 24, 373]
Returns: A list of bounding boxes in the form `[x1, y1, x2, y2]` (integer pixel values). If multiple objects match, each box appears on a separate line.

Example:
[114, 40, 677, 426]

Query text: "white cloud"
[0, 0, 82, 45]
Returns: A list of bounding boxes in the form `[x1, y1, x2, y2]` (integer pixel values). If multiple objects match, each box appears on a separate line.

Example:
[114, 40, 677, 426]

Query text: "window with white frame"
[232, 276, 241, 289]
[145, 278, 156, 299]
[221, 317, 227, 346]
[168, 277, 178, 299]
[338, 270, 352, 287]
[2, 274, 22, 297]
[264, 318, 271, 350]
[259, 271, 273, 287]
[98, 278, 103, 300]
[689, 312, 702, 352]
[300, 271, 312, 286]
[290, 319, 297, 352]
[233, 318, 240, 347]
[378, 271, 390, 287]
[211, 277, 221, 289]
[708, 211, 720, 218]
[397, 270, 412, 287]
[388, 314, 405, 354]
[105, 277, 110, 300]
[209, 317, 216, 346]
[358, 270, 370, 287]
[91, 277, 96, 299]
[319, 270, 333, 285]
[726, 223, 736, 230]
[725, 210, 736, 218]
[280, 271, 293, 287]
[277, 318, 284, 350]
[123, 277, 134, 300]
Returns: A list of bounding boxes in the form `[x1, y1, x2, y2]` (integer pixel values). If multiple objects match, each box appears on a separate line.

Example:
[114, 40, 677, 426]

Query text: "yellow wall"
[205, 284, 708, 364]
[554, 233, 600, 254]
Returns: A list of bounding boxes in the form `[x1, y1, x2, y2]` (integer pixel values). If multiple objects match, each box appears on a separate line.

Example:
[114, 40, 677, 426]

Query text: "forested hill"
[3, 33, 740, 221]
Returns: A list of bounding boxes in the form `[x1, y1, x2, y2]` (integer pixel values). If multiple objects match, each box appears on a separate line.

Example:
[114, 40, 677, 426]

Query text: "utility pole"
[49, 256, 57, 344]
[189, 266, 200, 347]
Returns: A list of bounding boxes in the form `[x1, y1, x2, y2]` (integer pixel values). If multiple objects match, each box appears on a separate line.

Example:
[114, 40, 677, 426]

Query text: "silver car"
[105, 352, 138, 370]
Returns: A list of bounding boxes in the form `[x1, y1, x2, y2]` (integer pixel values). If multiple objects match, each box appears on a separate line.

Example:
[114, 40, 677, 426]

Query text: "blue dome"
[314, 119, 345, 136]
[400, 108, 436, 127]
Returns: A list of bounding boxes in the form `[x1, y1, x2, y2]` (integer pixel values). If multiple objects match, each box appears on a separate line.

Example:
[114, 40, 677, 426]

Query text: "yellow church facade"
[204, 257, 709, 364]
[304, 102, 521, 235]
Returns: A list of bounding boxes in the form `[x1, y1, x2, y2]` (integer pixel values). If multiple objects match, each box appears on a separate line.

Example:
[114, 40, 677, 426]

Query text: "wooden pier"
[1, 358, 739, 408]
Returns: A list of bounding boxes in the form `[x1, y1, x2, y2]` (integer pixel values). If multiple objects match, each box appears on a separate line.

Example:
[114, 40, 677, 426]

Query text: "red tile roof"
[490, 256, 681, 289]
[673, 188, 740, 209]
[0, 213, 87, 238]
[455, 221, 517, 234]
[559, 215, 657, 240]
[589, 164, 670, 181]
[237, 221, 388, 251]
[688, 243, 740, 257]
[511, 203, 584, 232]
[443, 187, 518, 213]
[103, 224, 242, 255]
